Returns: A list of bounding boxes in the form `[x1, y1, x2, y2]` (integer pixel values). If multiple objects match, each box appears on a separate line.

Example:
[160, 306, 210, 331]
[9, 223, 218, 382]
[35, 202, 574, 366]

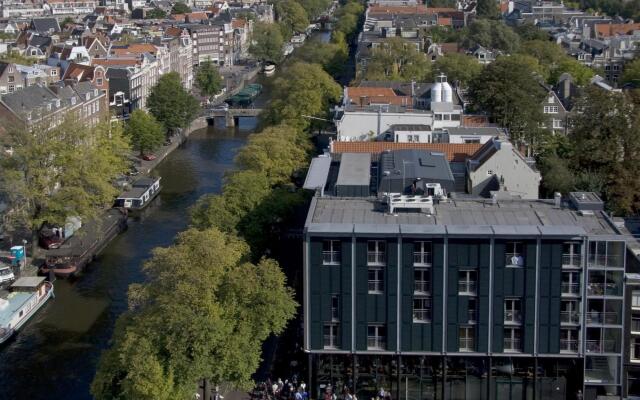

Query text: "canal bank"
[0, 123, 254, 400]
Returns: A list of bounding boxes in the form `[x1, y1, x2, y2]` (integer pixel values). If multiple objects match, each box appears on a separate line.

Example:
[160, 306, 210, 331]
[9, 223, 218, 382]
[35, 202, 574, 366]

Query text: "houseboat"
[0, 277, 54, 344]
[263, 63, 276, 76]
[39, 256, 77, 278]
[114, 176, 161, 210]
[290, 33, 306, 47]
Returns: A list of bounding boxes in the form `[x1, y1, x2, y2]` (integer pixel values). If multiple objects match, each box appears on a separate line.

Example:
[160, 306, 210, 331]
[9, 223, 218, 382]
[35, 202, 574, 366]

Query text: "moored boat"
[114, 176, 161, 211]
[0, 277, 54, 344]
[263, 63, 276, 76]
[39, 256, 77, 278]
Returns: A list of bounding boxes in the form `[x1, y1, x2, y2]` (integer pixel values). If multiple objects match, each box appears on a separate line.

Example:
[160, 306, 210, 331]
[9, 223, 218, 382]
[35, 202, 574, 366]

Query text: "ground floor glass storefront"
[311, 355, 582, 400]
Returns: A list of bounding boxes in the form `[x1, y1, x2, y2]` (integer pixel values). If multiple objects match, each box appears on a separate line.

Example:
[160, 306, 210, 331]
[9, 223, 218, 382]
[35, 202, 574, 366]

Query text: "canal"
[0, 121, 255, 399]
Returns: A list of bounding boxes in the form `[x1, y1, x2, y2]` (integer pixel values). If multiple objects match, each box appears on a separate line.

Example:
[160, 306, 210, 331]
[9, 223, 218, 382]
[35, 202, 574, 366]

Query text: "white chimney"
[554, 192, 562, 208]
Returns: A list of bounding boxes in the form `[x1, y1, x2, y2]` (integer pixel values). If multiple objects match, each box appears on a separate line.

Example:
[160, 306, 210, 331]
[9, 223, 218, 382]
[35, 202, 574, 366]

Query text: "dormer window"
[86, 93, 90, 101]
[71, 96, 76, 105]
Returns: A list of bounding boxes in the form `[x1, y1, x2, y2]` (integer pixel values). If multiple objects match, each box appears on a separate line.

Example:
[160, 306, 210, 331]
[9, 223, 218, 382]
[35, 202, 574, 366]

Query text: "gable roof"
[0, 84, 63, 120]
[330, 142, 483, 162]
[595, 22, 640, 38]
[31, 18, 61, 33]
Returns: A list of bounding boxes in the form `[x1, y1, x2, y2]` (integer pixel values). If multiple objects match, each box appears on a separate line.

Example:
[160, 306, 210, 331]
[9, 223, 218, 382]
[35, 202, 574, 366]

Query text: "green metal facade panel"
[355, 239, 368, 351]
[431, 241, 445, 352]
[539, 241, 562, 354]
[478, 242, 491, 353]
[492, 242, 505, 352]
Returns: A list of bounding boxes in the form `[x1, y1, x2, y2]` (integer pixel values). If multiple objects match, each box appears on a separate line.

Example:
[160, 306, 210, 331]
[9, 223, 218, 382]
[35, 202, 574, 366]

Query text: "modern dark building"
[302, 153, 637, 400]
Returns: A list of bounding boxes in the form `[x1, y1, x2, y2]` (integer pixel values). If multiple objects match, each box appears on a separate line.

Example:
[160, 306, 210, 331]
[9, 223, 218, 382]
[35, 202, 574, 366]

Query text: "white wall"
[337, 111, 434, 141]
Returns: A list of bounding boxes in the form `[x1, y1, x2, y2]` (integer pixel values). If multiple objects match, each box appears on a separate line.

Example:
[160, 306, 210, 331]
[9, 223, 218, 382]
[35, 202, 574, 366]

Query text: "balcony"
[503, 338, 522, 352]
[413, 252, 432, 266]
[588, 254, 623, 268]
[562, 254, 581, 268]
[367, 337, 386, 350]
[560, 311, 580, 324]
[585, 339, 617, 353]
[413, 309, 431, 322]
[561, 282, 581, 296]
[585, 311, 619, 325]
[504, 311, 523, 325]
[367, 251, 386, 266]
[459, 337, 475, 352]
[322, 251, 340, 265]
[458, 281, 477, 295]
[587, 283, 621, 296]
[560, 339, 579, 352]
[414, 280, 430, 294]
[505, 253, 524, 267]
[323, 335, 339, 349]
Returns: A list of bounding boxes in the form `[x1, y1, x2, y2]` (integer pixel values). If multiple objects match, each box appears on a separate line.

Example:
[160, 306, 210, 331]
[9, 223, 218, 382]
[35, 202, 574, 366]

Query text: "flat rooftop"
[306, 196, 621, 237]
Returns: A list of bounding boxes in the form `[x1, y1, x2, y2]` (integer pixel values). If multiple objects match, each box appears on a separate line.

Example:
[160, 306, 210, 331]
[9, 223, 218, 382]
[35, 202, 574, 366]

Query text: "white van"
[0, 266, 15, 285]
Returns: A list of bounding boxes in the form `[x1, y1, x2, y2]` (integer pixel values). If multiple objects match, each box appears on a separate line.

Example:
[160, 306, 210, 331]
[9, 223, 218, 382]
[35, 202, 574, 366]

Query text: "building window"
[505, 242, 524, 267]
[504, 298, 522, 324]
[631, 316, 640, 333]
[413, 296, 431, 322]
[560, 329, 579, 352]
[8, 85, 14, 93]
[459, 326, 475, 352]
[548, 95, 555, 103]
[468, 298, 477, 323]
[367, 240, 386, 265]
[367, 325, 386, 350]
[633, 338, 640, 362]
[414, 267, 430, 294]
[413, 241, 432, 266]
[51, 69, 57, 76]
[504, 328, 522, 352]
[562, 242, 581, 267]
[458, 270, 477, 295]
[8, 76, 14, 83]
[552, 119, 563, 129]
[368, 267, 384, 294]
[331, 295, 339, 321]
[322, 240, 341, 265]
[561, 272, 580, 296]
[96, 78, 103, 85]
[633, 291, 640, 309]
[560, 300, 580, 324]
[323, 323, 340, 349]
[544, 106, 559, 114]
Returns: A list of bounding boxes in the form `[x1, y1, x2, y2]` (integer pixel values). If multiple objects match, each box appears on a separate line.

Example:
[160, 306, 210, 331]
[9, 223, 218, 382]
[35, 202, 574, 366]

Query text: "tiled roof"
[594, 22, 640, 37]
[330, 142, 483, 162]
[440, 42, 460, 54]
[346, 87, 413, 106]
[111, 43, 158, 56]
[232, 18, 246, 29]
[462, 115, 491, 127]
[437, 16, 452, 26]
[164, 26, 182, 37]
[92, 58, 139, 66]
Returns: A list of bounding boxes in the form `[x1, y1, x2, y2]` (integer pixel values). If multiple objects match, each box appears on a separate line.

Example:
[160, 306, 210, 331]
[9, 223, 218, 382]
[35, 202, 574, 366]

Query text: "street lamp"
[22, 239, 27, 269]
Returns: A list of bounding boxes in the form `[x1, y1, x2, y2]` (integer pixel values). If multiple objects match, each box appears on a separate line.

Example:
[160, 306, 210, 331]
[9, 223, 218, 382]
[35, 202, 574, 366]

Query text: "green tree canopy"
[249, 22, 284, 63]
[333, 0, 364, 38]
[125, 109, 165, 156]
[147, 72, 200, 132]
[171, 1, 190, 14]
[468, 55, 547, 151]
[145, 7, 167, 19]
[622, 58, 640, 87]
[432, 53, 483, 87]
[263, 62, 341, 129]
[195, 60, 223, 98]
[300, 0, 331, 20]
[476, 0, 500, 18]
[519, 40, 594, 85]
[514, 23, 549, 41]
[464, 19, 521, 54]
[275, 0, 309, 40]
[92, 228, 297, 399]
[364, 37, 431, 82]
[0, 116, 130, 231]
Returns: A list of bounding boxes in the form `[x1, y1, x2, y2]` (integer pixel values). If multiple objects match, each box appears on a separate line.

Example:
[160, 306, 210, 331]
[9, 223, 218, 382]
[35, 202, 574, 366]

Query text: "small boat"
[263, 64, 276, 76]
[0, 277, 54, 344]
[290, 33, 306, 47]
[39, 256, 77, 278]
[114, 176, 161, 210]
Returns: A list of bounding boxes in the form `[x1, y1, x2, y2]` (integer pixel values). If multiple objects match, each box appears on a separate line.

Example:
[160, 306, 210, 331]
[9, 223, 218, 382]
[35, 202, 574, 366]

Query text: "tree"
[476, 0, 500, 19]
[263, 62, 341, 129]
[300, 0, 331, 20]
[275, 0, 309, 40]
[519, 40, 594, 85]
[0, 116, 130, 234]
[364, 37, 431, 82]
[92, 228, 297, 399]
[468, 55, 547, 151]
[514, 23, 549, 41]
[622, 58, 640, 87]
[195, 60, 223, 99]
[125, 110, 165, 156]
[145, 7, 167, 19]
[171, 1, 190, 14]
[333, 0, 364, 38]
[147, 72, 200, 132]
[249, 22, 284, 63]
[464, 19, 521, 54]
[432, 53, 483, 87]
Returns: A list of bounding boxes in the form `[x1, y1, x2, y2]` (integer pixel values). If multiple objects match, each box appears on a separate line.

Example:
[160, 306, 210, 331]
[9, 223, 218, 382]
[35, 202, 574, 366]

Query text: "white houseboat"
[114, 176, 161, 210]
[0, 277, 54, 344]
[263, 63, 276, 76]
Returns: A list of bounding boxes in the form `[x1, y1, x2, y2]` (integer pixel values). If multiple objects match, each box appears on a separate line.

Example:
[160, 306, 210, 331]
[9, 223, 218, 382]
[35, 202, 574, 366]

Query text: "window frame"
[368, 266, 384, 294]
[323, 323, 340, 349]
[322, 239, 341, 265]
[458, 269, 477, 295]
[459, 326, 475, 352]
[367, 240, 386, 266]
[367, 324, 386, 350]
[413, 296, 431, 323]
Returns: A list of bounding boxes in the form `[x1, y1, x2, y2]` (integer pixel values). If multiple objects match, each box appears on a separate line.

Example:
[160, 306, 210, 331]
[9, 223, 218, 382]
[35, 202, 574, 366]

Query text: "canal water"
[0, 121, 255, 399]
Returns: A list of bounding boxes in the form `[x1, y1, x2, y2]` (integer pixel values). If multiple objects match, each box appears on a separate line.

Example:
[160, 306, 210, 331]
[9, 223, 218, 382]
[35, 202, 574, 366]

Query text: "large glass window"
[504, 328, 522, 352]
[413, 241, 432, 266]
[459, 326, 475, 352]
[367, 325, 386, 350]
[633, 339, 640, 361]
[414, 268, 430, 294]
[560, 328, 579, 352]
[562, 242, 581, 267]
[561, 300, 580, 324]
[505, 242, 524, 267]
[367, 240, 386, 265]
[323, 323, 340, 349]
[331, 295, 339, 322]
[322, 240, 341, 265]
[561, 271, 581, 296]
[504, 298, 522, 324]
[458, 270, 477, 295]
[413, 297, 431, 322]
[368, 267, 384, 294]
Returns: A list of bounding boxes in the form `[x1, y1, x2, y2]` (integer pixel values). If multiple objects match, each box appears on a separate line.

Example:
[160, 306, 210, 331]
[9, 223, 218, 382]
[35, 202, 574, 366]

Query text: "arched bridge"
[203, 107, 264, 127]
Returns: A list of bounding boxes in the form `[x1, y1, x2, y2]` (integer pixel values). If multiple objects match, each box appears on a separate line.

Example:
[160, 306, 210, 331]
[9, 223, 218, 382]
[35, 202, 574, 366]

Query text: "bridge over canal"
[203, 107, 264, 127]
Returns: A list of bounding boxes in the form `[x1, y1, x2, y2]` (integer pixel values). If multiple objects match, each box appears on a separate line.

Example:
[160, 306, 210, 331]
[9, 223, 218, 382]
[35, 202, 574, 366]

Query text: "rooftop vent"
[569, 191, 604, 212]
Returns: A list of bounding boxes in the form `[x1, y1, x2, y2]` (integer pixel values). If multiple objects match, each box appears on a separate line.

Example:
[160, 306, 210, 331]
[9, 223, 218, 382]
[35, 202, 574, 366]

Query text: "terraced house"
[302, 149, 637, 400]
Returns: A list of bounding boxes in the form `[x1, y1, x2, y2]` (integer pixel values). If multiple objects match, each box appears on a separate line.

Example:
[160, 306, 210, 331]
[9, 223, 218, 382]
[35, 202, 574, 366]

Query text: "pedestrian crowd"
[252, 377, 309, 400]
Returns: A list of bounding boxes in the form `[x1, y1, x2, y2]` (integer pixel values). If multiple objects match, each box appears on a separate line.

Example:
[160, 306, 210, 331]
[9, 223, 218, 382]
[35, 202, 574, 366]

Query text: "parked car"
[142, 154, 157, 161]
[0, 265, 14, 285]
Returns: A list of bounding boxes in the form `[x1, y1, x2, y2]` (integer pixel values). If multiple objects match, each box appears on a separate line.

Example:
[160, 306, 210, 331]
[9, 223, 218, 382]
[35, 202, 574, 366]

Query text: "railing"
[367, 337, 386, 350]
[560, 339, 579, 352]
[586, 311, 619, 325]
[505, 253, 525, 267]
[458, 281, 477, 295]
[584, 368, 615, 383]
[503, 338, 522, 352]
[322, 251, 340, 265]
[588, 254, 623, 268]
[413, 309, 431, 322]
[414, 280, 430, 294]
[368, 280, 383, 293]
[632, 318, 640, 333]
[587, 283, 621, 296]
[561, 282, 581, 295]
[585, 339, 617, 353]
[560, 311, 580, 324]
[367, 251, 386, 265]
[323, 335, 339, 349]
[504, 310, 523, 324]
[562, 254, 581, 268]
[459, 338, 475, 352]
[413, 252, 432, 266]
